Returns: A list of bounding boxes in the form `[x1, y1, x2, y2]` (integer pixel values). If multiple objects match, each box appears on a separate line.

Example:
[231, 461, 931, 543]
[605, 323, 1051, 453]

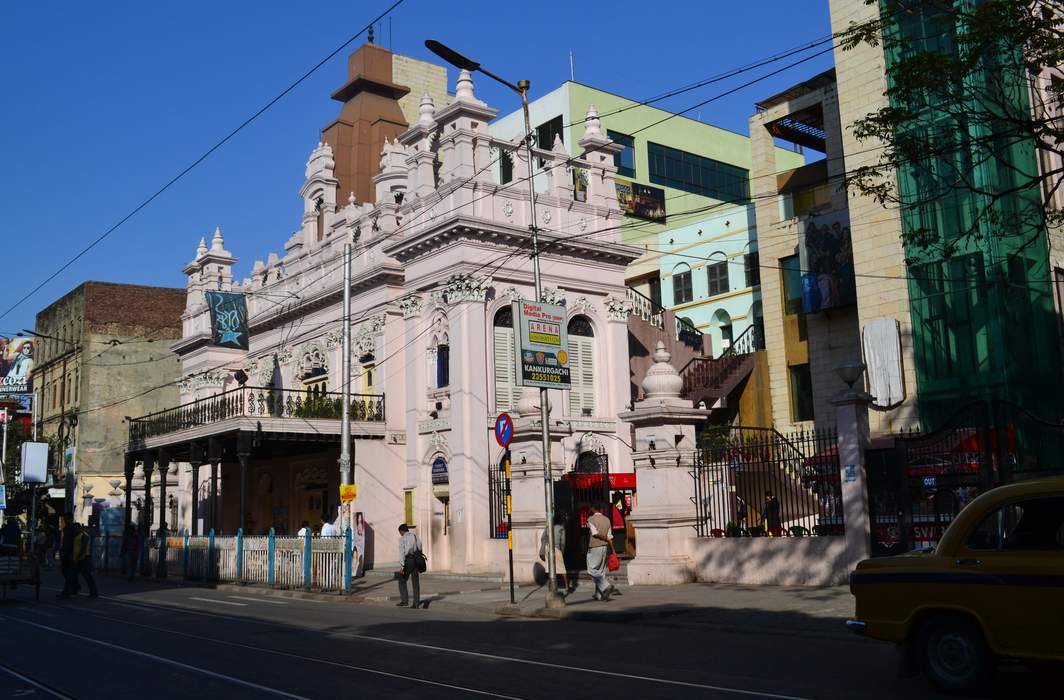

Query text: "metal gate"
[554, 449, 610, 569]
[866, 400, 1064, 556]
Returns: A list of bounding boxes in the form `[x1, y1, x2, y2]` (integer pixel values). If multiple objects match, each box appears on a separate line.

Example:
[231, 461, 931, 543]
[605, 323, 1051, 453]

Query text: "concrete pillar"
[831, 364, 873, 566]
[619, 342, 711, 585]
[122, 454, 135, 530]
[157, 449, 171, 578]
[237, 432, 252, 535]
[189, 441, 203, 537]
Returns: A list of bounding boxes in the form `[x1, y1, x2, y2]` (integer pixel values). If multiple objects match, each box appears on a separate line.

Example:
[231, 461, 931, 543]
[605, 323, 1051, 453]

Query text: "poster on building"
[512, 300, 571, 389]
[615, 178, 666, 222]
[204, 291, 250, 350]
[353, 511, 366, 578]
[0, 338, 34, 398]
[798, 210, 856, 313]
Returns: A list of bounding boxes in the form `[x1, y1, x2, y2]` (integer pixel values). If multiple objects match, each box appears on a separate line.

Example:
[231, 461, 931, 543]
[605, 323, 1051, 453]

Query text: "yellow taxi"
[847, 476, 1064, 694]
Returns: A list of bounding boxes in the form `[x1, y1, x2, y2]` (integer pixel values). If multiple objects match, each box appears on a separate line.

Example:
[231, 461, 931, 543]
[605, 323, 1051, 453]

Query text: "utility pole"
[339, 242, 354, 530]
[425, 40, 564, 608]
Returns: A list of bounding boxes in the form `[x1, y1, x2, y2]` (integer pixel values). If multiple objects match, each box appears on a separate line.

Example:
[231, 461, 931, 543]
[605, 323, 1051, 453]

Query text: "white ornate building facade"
[125, 68, 642, 574]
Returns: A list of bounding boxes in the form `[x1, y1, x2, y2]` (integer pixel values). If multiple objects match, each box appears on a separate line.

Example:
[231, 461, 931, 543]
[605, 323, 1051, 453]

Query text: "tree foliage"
[839, 0, 1064, 259]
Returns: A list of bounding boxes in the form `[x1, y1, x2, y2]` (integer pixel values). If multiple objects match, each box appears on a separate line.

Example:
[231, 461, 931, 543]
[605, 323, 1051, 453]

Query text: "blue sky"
[0, 0, 833, 335]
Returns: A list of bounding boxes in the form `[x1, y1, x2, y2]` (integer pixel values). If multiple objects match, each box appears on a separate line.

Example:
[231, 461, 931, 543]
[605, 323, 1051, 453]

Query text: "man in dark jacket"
[58, 513, 97, 598]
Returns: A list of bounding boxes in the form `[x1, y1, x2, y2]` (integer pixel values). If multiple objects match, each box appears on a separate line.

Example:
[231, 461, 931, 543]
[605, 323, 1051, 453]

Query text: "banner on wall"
[0, 337, 33, 397]
[205, 291, 250, 350]
[798, 210, 856, 314]
[513, 300, 571, 390]
[615, 178, 666, 222]
[353, 511, 366, 578]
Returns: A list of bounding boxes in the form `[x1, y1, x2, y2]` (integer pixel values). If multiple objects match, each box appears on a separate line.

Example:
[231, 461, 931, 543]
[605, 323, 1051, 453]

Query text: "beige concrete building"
[33, 282, 185, 521]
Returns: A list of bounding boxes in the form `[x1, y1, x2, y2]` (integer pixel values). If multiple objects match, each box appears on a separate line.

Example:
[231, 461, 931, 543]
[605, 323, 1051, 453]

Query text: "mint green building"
[491, 81, 803, 336]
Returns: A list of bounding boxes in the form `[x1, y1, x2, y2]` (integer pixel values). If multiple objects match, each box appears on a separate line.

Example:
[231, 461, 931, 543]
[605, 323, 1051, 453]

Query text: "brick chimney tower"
[322, 42, 410, 205]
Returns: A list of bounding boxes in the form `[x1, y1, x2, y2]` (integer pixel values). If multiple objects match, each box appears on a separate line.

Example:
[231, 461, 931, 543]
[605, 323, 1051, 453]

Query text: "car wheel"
[916, 614, 994, 695]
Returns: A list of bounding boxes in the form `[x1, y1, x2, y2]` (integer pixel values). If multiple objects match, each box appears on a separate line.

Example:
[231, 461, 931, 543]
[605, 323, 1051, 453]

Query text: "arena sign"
[512, 300, 570, 390]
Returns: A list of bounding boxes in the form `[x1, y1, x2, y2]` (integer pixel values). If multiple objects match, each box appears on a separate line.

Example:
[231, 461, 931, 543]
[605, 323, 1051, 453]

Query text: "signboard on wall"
[512, 300, 571, 389]
[431, 457, 449, 485]
[798, 210, 856, 314]
[615, 178, 666, 222]
[204, 291, 250, 350]
[0, 337, 33, 397]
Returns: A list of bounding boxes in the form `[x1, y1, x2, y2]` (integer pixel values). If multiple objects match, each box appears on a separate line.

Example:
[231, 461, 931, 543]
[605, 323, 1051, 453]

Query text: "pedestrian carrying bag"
[606, 551, 620, 572]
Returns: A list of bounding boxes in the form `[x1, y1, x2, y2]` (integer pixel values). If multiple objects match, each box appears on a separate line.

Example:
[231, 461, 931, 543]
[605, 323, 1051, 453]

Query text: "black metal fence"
[488, 456, 508, 539]
[693, 426, 843, 538]
[128, 386, 385, 443]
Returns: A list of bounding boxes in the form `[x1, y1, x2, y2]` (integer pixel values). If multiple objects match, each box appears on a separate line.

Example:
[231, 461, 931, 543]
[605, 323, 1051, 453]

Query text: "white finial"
[418, 92, 436, 127]
[455, 69, 476, 102]
[584, 104, 603, 139]
[211, 226, 224, 251]
[641, 341, 683, 399]
[196, 237, 208, 257]
[348, 191, 357, 206]
[552, 133, 566, 154]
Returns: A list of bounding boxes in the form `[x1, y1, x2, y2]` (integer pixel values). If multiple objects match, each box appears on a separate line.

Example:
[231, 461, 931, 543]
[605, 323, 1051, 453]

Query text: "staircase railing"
[625, 286, 704, 350]
[680, 323, 764, 400]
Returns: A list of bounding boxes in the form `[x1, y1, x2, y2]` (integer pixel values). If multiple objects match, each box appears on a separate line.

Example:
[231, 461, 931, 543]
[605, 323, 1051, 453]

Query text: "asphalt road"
[0, 573, 1054, 699]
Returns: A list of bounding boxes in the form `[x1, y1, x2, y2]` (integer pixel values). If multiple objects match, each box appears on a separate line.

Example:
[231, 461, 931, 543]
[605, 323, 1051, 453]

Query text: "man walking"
[764, 490, 782, 535]
[320, 514, 339, 538]
[396, 524, 422, 608]
[585, 503, 614, 601]
[59, 514, 97, 598]
[120, 523, 140, 582]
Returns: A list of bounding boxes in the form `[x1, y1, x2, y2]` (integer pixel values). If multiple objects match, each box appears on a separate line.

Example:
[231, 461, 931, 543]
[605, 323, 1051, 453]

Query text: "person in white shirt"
[296, 521, 310, 538]
[319, 515, 339, 538]
[397, 524, 422, 608]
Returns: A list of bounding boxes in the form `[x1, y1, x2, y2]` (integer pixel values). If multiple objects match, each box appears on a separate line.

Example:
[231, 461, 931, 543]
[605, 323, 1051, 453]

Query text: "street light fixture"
[425, 39, 564, 608]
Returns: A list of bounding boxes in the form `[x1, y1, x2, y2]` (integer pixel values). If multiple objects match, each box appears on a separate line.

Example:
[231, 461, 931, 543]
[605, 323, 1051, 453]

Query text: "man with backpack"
[396, 524, 423, 608]
[59, 513, 98, 599]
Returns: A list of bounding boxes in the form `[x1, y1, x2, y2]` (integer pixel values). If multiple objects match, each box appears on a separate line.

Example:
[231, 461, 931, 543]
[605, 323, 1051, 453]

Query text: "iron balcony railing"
[625, 286, 704, 350]
[680, 323, 764, 399]
[128, 386, 385, 443]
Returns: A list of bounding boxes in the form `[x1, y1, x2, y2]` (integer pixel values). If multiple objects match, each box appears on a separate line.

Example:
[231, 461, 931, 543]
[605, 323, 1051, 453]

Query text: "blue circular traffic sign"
[494, 412, 514, 447]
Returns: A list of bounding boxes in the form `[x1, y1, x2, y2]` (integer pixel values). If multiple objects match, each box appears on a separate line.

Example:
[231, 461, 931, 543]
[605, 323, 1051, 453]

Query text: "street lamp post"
[425, 40, 564, 607]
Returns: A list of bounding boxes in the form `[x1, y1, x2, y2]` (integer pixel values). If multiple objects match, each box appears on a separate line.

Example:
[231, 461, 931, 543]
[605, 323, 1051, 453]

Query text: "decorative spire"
[455, 69, 476, 103]
[368, 25, 374, 44]
[641, 341, 683, 399]
[418, 92, 436, 127]
[196, 237, 208, 257]
[552, 133, 567, 155]
[584, 104, 603, 139]
[348, 191, 357, 206]
[210, 226, 224, 251]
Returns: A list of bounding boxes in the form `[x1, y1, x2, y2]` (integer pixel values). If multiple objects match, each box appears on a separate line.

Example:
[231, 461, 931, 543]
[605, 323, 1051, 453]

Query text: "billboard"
[513, 300, 571, 389]
[0, 337, 33, 397]
[798, 210, 856, 314]
[205, 291, 250, 350]
[615, 178, 666, 222]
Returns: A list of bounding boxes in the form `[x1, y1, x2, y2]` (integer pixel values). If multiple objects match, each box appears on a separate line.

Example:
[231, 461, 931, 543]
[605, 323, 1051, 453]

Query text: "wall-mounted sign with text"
[205, 291, 250, 350]
[615, 178, 666, 222]
[513, 300, 570, 390]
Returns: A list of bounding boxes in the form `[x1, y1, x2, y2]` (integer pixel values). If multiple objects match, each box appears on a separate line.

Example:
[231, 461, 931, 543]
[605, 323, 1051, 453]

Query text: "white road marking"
[336, 632, 813, 700]
[54, 607, 522, 699]
[228, 595, 286, 605]
[0, 661, 75, 699]
[188, 596, 247, 606]
[0, 615, 309, 699]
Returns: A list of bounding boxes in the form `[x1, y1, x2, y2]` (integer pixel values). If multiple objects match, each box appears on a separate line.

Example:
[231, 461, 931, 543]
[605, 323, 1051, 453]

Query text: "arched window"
[493, 307, 520, 411]
[672, 263, 693, 305]
[567, 315, 595, 416]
